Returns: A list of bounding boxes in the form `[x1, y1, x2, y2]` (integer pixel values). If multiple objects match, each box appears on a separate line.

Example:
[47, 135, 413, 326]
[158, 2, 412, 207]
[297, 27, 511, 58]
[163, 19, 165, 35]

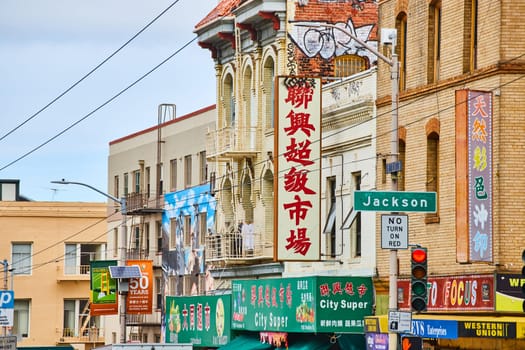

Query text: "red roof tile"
[195, 0, 242, 29]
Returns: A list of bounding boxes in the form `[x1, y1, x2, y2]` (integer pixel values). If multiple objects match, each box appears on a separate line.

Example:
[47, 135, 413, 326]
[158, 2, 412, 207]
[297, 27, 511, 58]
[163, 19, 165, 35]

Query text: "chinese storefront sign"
[456, 90, 493, 263]
[398, 274, 494, 311]
[90, 260, 118, 316]
[165, 295, 231, 347]
[126, 260, 153, 314]
[275, 76, 321, 261]
[231, 276, 373, 333]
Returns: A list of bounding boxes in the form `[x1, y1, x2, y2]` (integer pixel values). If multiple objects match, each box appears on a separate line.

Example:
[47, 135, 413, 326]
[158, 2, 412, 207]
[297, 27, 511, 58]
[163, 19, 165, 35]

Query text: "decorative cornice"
[198, 42, 218, 59]
[258, 11, 280, 30]
[236, 22, 257, 41]
[218, 32, 236, 49]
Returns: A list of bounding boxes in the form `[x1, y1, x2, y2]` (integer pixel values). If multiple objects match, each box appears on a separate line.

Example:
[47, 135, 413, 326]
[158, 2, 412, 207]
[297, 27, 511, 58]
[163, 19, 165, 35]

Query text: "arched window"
[263, 57, 275, 129]
[334, 54, 368, 77]
[396, 12, 407, 90]
[223, 74, 234, 127]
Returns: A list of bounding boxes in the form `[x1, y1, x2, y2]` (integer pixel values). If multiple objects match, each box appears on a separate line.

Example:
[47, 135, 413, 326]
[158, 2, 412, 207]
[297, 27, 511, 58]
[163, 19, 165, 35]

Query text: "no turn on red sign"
[381, 214, 408, 249]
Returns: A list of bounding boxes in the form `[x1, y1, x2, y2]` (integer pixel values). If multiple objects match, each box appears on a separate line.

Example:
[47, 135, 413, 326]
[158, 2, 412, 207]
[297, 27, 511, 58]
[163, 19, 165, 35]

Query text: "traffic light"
[410, 247, 428, 312]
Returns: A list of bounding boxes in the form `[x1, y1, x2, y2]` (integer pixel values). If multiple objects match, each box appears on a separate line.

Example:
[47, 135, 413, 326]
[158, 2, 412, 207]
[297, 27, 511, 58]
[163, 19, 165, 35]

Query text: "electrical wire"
[3, 53, 525, 275]
[0, 0, 183, 143]
[0, 35, 197, 173]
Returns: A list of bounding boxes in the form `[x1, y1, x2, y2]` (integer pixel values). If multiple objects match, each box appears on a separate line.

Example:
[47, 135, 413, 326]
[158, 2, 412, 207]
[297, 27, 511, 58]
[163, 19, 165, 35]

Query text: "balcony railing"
[59, 327, 104, 344]
[57, 265, 90, 281]
[206, 126, 259, 158]
[205, 230, 273, 263]
[125, 192, 164, 215]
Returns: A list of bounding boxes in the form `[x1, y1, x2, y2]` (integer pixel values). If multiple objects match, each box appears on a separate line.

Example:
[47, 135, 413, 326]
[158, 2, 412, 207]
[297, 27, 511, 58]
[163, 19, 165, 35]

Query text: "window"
[133, 226, 140, 250]
[428, 0, 442, 83]
[12, 243, 31, 275]
[145, 167, 151, 197]
[323, 177, 337, 258]
[334, 54, 367, 77]
[133, 170, 140, 193]
[156, 221, 163, 253]
[199, 151, 207, 184]
[170, 218, 178, 250]
[158, 162, 164, 195]
[398, 139, 406, 191]
[63, 299, 92, 337]
[199, 212, 207, 246]
[65, 244, 102, 275]
[426, 131, 440, 223]
[170, 159, 177, 191]
[184, 155, 192, 188]
[184, 215, 192, 247]
[464, 0, 478, 72]
[263, 58, 275, 129]
[113, 228, 118, 258]
[155, 277, 162, 310]
[396, 12, 408, 90]
[114, 175, 119, 199]
[224, 74, 234, 127]
[13, 299, 30, 338]
[123, 173, 129, 196]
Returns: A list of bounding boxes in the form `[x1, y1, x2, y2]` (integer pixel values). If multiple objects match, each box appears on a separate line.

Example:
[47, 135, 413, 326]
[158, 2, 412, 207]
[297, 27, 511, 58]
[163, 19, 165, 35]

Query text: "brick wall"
[376, 0, 525, 281]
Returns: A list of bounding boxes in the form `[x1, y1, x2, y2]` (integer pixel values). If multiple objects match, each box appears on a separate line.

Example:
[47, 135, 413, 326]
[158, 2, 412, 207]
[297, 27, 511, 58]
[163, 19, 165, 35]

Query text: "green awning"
[218, 335, 273, 350]
[287, 337, 331, 350]
[336, 334, 365, 350]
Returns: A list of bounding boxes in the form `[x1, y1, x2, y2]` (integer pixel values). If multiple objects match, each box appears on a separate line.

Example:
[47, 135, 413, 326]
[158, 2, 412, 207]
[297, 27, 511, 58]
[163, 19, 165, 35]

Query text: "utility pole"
[294, 23, 400, 349]
[51, 180, 128, 343]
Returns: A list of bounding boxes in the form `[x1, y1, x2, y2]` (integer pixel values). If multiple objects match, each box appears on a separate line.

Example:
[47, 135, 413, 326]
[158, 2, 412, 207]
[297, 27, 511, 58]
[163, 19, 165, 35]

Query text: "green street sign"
[354, 191, 437, 212]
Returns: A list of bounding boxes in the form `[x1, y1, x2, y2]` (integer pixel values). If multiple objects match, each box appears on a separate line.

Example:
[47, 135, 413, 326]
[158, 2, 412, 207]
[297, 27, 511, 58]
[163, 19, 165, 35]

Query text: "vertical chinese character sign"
[275, 76, 321, 261]
[455, 90, 493, 263]
[467, 91, 492, 262]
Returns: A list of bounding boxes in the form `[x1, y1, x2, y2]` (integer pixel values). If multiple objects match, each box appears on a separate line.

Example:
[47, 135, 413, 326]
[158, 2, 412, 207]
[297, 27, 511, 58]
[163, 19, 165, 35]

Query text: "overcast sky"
[0, 0, 217, 202]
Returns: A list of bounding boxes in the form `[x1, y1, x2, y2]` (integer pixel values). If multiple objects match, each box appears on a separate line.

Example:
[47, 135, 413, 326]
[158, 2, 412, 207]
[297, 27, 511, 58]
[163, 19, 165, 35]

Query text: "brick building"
[372, 0, 525, 349]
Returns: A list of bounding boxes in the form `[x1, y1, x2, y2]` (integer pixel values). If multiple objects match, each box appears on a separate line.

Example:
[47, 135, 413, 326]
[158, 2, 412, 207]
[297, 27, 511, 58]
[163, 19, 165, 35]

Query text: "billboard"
[126, 260, 153, 314]
[90, 260, 118, 316]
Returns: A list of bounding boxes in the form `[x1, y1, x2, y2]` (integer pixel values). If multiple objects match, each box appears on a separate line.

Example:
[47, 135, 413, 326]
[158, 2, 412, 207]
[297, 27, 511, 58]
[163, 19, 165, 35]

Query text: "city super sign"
[354, 191, 437, 213]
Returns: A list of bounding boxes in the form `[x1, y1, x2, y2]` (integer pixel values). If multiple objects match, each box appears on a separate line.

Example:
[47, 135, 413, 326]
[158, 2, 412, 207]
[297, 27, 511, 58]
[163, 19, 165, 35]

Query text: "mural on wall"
[288, 19, 377, 62]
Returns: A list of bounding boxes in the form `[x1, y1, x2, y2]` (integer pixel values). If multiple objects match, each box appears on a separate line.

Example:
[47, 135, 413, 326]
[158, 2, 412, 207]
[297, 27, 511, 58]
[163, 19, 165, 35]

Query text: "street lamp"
[294, 23, 400, 349]
[51, 179, 129, 343]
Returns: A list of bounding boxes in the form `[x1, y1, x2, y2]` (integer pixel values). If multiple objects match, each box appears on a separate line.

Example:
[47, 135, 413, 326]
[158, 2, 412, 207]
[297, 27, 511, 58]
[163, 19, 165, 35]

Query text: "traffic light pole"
[293, 23, 400, 349]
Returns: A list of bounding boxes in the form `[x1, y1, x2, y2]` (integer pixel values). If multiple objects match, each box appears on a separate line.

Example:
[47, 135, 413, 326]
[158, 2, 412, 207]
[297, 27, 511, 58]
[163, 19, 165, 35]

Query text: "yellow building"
[373, 0, 525, 349]
[0, 180, 108, 350]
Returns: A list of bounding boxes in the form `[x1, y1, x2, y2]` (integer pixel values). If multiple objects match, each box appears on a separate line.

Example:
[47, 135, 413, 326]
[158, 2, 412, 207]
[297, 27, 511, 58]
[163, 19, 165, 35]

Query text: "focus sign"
[381, 215, 408, 249]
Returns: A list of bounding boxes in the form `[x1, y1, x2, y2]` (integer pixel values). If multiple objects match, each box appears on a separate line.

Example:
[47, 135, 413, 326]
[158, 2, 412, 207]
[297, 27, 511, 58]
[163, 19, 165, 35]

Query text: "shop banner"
[458, 320, 516, 338]
[411, 319, 458, 339]
[165, 295, 230, 347]
[398, 274, 494, 311]
[275, 76, 322, 261]
[232, 276, 373, 333]
[365, 332, 388, 350]
[126, 260, 153, 314]
[90, 260, 118, 316]
[495, 273, 525, 312]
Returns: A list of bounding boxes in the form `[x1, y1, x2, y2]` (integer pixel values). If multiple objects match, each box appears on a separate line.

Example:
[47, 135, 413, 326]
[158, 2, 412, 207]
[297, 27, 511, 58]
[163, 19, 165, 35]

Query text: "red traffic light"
[411, 248, 427, 263]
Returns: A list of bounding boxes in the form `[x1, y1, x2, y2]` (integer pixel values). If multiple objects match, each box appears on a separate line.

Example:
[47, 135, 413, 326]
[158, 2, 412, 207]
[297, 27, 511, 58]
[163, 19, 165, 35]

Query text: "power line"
[0, 0, 182, 143]
[0, 36, 197, 172]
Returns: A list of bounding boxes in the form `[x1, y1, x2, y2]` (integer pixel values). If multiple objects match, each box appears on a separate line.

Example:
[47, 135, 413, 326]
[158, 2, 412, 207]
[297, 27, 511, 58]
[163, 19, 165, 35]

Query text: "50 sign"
[126, 260, 153, 314]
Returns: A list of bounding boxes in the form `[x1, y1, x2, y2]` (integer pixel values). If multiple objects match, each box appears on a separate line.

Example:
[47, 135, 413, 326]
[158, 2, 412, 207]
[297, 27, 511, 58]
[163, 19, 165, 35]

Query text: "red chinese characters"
[277, 77, 321, 260]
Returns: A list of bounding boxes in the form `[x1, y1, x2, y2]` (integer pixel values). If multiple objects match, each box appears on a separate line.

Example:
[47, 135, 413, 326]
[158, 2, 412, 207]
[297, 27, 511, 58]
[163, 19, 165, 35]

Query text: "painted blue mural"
[161, 184, 216, 277]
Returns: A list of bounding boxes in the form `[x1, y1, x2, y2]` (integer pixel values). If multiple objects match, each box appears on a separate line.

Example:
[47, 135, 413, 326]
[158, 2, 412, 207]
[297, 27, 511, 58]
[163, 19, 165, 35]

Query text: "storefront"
[165, 276, 374, 349]
[365, 273, 525, 349]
